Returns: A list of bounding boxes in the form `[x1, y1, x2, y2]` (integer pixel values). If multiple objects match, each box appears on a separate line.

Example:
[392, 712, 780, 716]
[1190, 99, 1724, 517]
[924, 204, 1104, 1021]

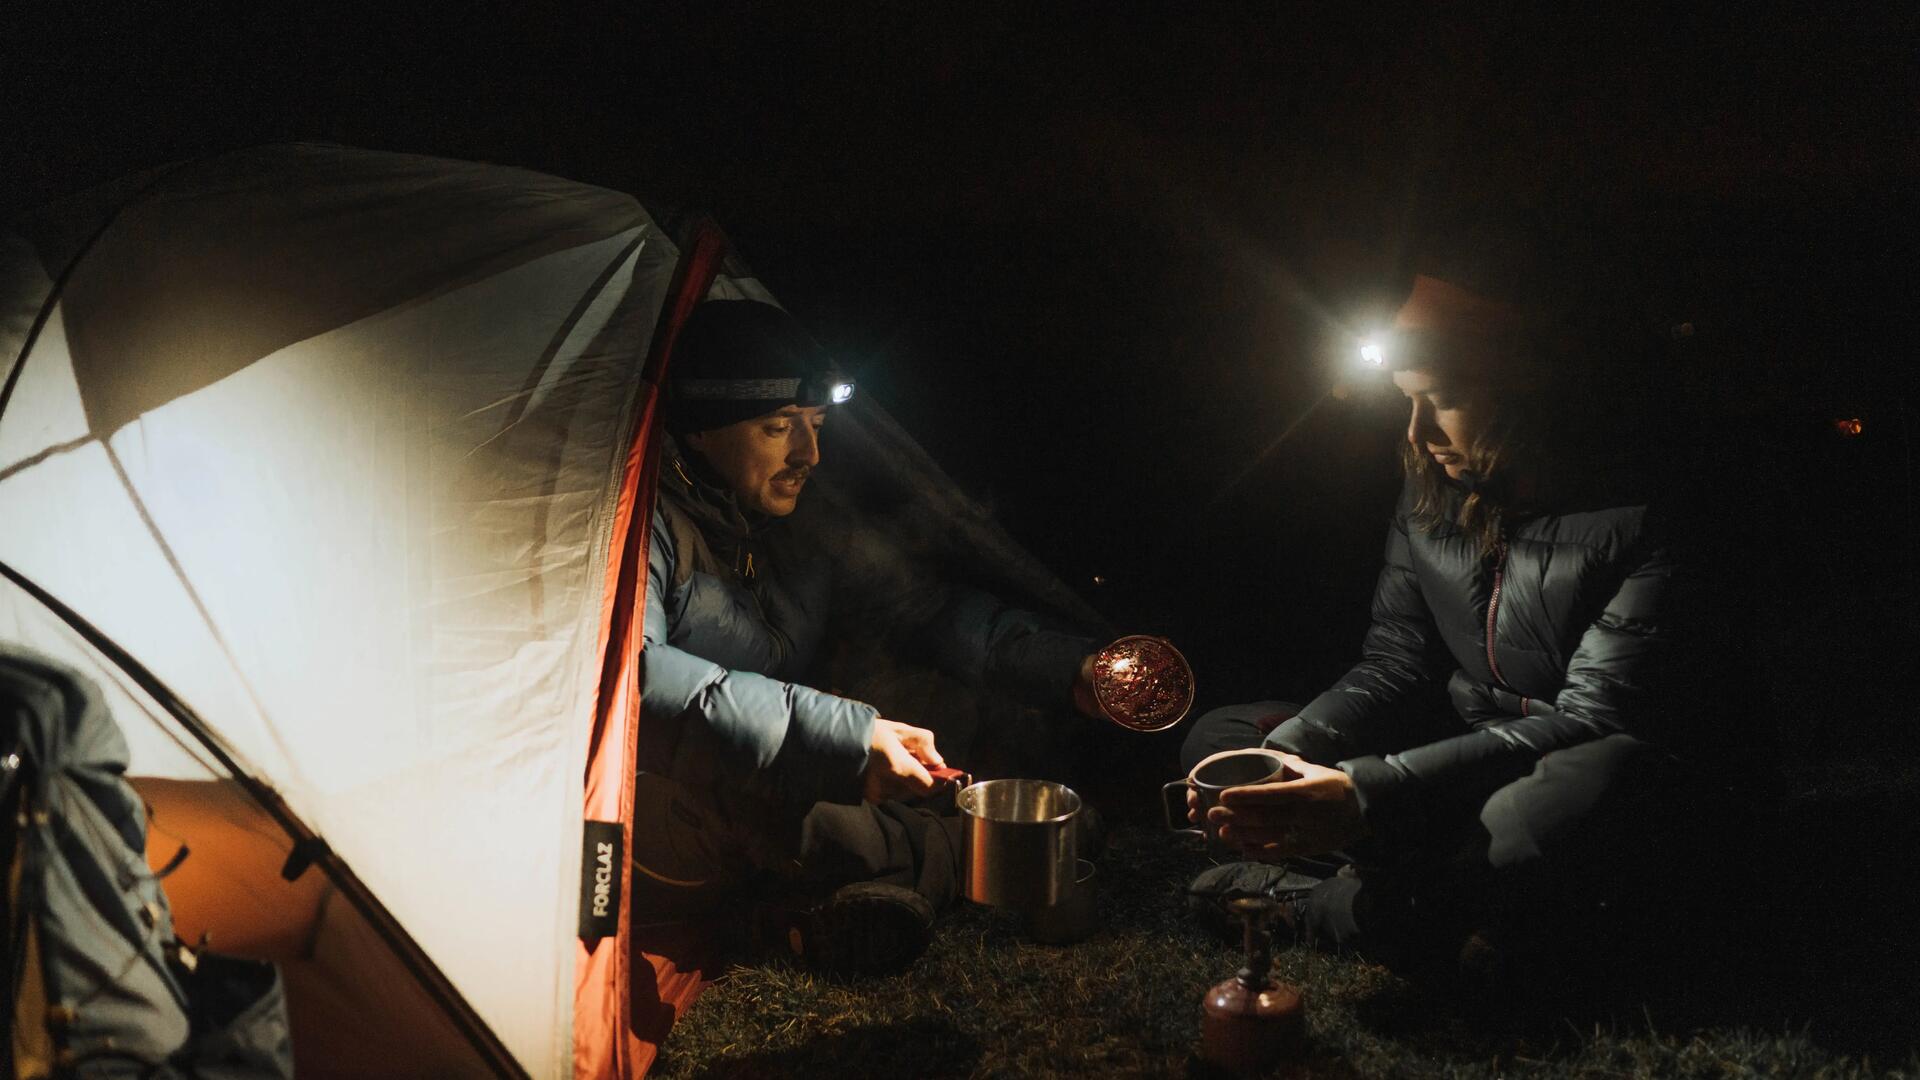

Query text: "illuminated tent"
[0, 141, 703, 1079]
[0, 143, 1100, 1079]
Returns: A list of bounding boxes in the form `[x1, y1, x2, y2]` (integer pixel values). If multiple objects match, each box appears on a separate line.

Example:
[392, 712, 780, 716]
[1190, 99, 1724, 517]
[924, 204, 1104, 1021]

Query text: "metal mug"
[1162, 748, 1294, 852]
[958, 779, 1081, 910]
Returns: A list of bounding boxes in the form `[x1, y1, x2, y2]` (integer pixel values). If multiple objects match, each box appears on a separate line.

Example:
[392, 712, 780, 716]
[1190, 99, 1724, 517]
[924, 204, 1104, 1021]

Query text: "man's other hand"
[1072, 653, 1102, 720]
[862, 718, 944, 803]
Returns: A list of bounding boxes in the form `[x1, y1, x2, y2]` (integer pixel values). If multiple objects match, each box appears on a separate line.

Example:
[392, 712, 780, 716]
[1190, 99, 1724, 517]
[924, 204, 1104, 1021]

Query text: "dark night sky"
[5, 4, 1915, 713]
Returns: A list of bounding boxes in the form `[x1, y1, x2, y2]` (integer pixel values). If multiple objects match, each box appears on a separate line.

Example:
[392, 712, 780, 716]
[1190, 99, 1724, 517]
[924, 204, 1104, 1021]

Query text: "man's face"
[685, 405, 828, 516]
[1391, 368, 1490, 481]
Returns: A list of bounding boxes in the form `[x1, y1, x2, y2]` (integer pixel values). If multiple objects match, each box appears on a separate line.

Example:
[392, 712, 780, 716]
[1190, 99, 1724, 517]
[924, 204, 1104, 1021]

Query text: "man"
[633, 299, 1107, 975]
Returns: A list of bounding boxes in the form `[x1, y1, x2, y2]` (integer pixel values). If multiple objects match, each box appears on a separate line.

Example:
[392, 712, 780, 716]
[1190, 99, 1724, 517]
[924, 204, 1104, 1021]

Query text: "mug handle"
[1161, 780, 1205, 838]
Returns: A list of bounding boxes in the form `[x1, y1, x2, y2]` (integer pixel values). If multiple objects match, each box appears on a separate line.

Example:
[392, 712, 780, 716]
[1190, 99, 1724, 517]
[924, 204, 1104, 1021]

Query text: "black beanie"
[666, 300, 840, 434]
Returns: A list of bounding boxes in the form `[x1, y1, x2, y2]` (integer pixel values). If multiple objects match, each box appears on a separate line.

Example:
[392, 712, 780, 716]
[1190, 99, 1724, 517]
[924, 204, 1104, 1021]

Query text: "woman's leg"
[1478, 732, 1673, 872]
[1298, 734, 1688, 972]
[1471, 733, 1700, 957]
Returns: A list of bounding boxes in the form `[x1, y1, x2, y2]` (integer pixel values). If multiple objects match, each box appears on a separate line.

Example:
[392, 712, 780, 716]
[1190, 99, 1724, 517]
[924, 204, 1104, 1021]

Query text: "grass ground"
[652, 758, 1920, 1079]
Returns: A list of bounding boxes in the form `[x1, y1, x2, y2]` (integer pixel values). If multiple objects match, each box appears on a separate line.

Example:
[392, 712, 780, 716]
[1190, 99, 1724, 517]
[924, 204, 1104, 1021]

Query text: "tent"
[1, 142, 1101, 1078]
[0, 141, 758, 1078]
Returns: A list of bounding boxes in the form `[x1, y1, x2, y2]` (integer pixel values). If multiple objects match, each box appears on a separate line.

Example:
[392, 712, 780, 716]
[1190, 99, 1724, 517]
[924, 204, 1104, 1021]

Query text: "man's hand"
[1072, 652, 1103, 720]
[862, 718, 945, 803]
[1209, 752, 1368, 861]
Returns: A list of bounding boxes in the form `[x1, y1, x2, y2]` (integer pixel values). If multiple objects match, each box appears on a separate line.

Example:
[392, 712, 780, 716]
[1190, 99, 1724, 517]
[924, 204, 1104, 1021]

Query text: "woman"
[1182, 253, 1739, 977]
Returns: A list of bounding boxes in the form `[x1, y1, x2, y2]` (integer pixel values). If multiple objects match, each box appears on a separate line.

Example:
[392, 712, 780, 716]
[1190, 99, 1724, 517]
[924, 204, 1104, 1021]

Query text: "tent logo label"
[579, 820, 624, 941]
[594, 845, 614, 914]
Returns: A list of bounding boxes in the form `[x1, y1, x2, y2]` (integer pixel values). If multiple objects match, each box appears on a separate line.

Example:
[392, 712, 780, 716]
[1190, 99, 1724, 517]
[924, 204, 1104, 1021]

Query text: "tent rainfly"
[0, 142, 749, 1078]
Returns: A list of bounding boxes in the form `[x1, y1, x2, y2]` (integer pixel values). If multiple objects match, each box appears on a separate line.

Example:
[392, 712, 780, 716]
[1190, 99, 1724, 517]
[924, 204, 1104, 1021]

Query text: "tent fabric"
[0, 582, 506, 1079]
[1, 143, 676, 1079]
[2, 143, 1108, 1077]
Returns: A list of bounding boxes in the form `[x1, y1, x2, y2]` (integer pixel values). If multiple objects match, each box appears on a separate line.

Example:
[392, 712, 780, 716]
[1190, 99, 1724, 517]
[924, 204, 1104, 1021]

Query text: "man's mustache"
[773, 467, 811, 483]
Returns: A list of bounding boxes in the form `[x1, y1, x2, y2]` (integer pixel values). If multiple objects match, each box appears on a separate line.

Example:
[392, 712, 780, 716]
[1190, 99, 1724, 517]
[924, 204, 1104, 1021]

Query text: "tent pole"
[578, 213, 730, 1080]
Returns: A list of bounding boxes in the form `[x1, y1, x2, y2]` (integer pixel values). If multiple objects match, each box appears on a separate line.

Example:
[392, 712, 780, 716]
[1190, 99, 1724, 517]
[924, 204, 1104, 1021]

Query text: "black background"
[5, 3, 1914, 728]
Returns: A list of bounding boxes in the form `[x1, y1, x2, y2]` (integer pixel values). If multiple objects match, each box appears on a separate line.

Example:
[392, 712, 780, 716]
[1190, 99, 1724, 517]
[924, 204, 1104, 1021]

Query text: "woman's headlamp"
[1353, 328, 1519, 374]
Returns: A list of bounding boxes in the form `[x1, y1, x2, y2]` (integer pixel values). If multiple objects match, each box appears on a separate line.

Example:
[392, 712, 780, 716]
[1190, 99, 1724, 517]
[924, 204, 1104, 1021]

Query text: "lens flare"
[1359, 341, 1385, 367]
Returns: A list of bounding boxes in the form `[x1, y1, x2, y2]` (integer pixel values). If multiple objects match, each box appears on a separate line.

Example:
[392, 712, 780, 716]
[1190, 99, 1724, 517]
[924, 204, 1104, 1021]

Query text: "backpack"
[2, 645, 293, 1079]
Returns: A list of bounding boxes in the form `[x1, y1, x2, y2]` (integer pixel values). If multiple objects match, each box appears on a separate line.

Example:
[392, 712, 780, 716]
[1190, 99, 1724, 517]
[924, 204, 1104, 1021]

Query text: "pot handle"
[929, 765, 972, 790]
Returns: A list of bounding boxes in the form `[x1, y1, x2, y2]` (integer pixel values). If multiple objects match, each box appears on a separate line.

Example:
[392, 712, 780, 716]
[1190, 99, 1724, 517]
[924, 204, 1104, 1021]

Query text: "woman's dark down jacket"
[1266, 476, 1706, 829]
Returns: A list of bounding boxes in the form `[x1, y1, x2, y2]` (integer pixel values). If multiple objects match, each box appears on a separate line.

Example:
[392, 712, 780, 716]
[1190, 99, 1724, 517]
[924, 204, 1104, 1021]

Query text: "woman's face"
[1391, 368, 1491, 481]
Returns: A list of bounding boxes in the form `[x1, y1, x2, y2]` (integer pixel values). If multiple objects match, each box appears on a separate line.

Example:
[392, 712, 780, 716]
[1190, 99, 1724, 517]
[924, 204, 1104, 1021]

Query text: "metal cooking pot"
[956, 779, 1081, 910]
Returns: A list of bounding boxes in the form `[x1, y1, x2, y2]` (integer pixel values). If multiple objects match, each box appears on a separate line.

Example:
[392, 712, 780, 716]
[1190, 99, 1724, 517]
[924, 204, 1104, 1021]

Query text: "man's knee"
[1179, 700, 1299, 773]
[800, 802, 907, 884]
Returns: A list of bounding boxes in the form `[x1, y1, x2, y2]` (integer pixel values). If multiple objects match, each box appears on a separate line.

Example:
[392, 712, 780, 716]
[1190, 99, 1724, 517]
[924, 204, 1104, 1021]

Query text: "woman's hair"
[1397, 311, 1666, 549]
[1394, 215, 1666, 552]
[1399, 355, 1546, 555]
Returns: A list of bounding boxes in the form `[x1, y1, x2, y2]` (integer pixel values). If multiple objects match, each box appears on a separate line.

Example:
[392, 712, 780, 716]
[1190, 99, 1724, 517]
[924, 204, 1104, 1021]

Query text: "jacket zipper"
[1486, 538, 1522, 706]
[1485, 539, 1535, 715]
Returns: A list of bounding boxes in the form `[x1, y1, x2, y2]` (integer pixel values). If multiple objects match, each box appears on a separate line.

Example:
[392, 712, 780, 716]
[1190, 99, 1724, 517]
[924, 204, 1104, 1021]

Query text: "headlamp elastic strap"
[677, 376, 803, 401]
[676, 371, 854, 407]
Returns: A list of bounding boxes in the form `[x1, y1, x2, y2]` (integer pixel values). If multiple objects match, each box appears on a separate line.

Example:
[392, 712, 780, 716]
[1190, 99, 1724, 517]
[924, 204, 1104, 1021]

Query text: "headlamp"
[676, 370, 856, 408]
[1351, 329, 1495, 374]
[799, 371, 855, 407]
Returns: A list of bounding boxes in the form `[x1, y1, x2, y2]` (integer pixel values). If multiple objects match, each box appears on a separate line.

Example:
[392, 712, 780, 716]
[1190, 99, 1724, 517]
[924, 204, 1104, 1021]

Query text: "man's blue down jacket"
[639, 451, 1095, 807]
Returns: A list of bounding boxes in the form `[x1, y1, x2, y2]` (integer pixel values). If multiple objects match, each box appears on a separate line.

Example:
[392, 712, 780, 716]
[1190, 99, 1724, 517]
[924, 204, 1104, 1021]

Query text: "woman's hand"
[1209, 752, 1369, 861]
[862, 718, 944, 803]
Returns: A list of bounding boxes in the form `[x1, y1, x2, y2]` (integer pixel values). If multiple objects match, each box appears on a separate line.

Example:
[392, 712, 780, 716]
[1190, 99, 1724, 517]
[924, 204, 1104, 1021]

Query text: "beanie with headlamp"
[666, 300, 854, 435]
[1358, 216, 1671, 380]
[1366, 274, 1532, 376]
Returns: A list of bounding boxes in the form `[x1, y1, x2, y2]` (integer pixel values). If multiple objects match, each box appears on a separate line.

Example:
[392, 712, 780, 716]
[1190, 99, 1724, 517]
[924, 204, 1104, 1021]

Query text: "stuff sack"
[2, 644, 292, 1078]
